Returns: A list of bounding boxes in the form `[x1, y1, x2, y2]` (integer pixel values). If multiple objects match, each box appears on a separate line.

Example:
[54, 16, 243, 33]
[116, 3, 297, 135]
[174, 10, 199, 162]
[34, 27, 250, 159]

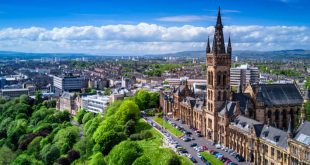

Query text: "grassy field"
[135, 119, 192, 165]
[201, 152, 224, 165]
[153, 117, 184, 137]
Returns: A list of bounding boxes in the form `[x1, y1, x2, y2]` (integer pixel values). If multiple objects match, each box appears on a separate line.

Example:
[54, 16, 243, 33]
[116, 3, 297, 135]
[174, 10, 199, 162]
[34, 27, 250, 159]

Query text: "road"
[146, 116, 250, 165]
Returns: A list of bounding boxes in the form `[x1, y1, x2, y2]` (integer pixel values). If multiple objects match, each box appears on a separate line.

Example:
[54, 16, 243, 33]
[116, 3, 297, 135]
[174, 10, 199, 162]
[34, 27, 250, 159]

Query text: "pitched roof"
[232, 115, 264, 136]
[252, 84, 303, 106]
[232, 92, 251, 114]
[294, 121, 310, 145]
[218, 101, 237, 117]
[260, 125, 288, 149]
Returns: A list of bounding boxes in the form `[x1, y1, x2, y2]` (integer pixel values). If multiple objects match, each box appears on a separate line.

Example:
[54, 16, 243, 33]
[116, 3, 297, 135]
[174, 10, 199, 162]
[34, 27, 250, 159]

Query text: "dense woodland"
[0, 90, 188, 165]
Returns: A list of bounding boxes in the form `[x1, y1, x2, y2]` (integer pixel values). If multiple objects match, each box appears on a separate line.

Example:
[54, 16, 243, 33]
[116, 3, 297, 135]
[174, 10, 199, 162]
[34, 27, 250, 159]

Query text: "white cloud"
[0, 23, 309, 55]
[156, 15, 216, 22]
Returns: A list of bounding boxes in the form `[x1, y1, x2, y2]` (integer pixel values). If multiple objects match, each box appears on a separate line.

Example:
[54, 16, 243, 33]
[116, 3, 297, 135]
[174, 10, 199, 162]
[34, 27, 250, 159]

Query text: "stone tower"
[205, 7, 232, 142]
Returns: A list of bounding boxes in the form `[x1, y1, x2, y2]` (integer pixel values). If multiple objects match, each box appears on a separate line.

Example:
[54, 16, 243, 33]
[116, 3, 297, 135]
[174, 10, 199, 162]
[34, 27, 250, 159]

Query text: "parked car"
[183, 137, 191, 142]
[197, 153, 202, 159]
[228, 162, 238, 165]
[235, 155, 245, 162]
[190, 143, 197, 147]
[224, 159, 232, 165]
[197, 133, 203, 137]
[202, 146, 208, 151]
[200, 156, 206, 162]
[186, 131, 192, 135]
[215, 144, 221, 149]
[190, 157, 197, 163]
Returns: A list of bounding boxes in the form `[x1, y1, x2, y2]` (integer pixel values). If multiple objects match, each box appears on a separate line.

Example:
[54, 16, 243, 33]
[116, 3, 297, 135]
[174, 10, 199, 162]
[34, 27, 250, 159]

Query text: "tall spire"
[206, 36, 211, 53]
[227, 35, 232, 55]
[216, 6, 223, 28]
[212, 6, 226, 54]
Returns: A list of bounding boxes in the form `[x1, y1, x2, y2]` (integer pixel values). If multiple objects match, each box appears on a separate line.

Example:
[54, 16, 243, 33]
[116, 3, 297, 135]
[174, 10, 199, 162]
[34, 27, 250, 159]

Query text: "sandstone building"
[160, 7, 310, 165]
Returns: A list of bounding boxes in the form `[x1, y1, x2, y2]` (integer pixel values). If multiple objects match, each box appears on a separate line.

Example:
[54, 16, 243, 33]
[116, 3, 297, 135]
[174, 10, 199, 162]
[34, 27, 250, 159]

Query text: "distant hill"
[150, 49, 310, 60]
[0, 49, 309, 60]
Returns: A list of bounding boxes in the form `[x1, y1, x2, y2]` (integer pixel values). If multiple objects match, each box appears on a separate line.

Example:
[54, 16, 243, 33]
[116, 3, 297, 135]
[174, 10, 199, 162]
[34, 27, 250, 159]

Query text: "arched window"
[223, 91, 227, 101]
[267, 110, 272, 118]
[211, 71, 214, 86]
[223, 71, 227, 86]
[217, 71, 221, 85]
[275, 110, 279, 121]
[218, 91, 221, 101]
[208, 72, 211, 85]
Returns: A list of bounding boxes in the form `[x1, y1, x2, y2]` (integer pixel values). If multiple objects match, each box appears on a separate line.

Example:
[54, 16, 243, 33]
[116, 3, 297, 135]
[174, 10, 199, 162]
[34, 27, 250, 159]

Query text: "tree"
[76, 109, 86, 124]
[57, 157, 70, 165]
[82, 112, 94, 124]
[90, 152, 106, 165]
[35, 91, 43, 104]
[0, 146, 16, 165]
[40, 144, 60, 165]
[135, 90, 150, 110]
[27, 136, 43, 158]
[124, 120, 136, 135]
[67, 150, 80, 163]
[93, 130, 127, 155]
[73, 137, 94, 160]
[305, 101, 310, 121]
[53, 126, 80, 154]
[132, 156, 151, 165]
[108, 141, 143, 165]
[104, 88, 112, 96]
[167, 155, 181, 165]
[115, 100, 140, 125]
[12, 154, 32, 165]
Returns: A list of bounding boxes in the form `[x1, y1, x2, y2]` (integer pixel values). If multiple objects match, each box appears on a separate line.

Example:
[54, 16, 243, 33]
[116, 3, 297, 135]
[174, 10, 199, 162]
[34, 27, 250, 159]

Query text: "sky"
[0, 0, 309, 55]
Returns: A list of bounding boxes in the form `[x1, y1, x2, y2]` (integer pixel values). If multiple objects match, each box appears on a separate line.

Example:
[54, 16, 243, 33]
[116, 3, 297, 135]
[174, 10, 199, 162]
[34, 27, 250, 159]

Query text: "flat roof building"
[81, 94, 109, 113]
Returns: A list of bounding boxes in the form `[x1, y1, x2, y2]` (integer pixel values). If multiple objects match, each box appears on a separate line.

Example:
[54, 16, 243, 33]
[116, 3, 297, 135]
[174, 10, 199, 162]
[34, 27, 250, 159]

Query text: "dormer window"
[274, 136, 280, 142]
[263, 131, 269, 137]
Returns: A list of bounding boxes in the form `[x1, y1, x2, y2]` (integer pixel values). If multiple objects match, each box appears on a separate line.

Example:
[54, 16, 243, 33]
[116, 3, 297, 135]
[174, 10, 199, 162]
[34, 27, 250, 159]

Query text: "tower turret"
[227, 36, 232, 55]
[212, 7, 226, 54]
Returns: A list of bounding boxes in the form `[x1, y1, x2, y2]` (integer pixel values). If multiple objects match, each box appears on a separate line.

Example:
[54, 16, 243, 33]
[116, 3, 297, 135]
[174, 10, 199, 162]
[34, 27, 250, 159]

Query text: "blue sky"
[0, 0, 309, 54]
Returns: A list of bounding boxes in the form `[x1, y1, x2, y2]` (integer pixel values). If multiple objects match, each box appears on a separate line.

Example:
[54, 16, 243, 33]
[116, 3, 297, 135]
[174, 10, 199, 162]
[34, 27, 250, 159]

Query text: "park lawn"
[201, 152, 224, 165]
[153, 117, 184, 137]
[135, 119, 192, 165]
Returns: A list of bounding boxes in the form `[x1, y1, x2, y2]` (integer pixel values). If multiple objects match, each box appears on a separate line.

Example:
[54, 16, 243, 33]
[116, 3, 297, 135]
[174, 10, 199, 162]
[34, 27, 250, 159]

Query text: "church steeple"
[216, 6, 223, 28]
[212, 6, 226, 54]
[227, 36, 232, 55]
[206, 36, 211, 53]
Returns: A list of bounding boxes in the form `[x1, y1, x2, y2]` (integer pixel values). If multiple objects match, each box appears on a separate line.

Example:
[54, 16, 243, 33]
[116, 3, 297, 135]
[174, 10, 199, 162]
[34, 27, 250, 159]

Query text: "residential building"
[81, 94, 109, 113]
[0, 88, 29, 98]
[53, 74, 87, 95]
[230, 64, 259, 89]
[57, 92, 78, 115]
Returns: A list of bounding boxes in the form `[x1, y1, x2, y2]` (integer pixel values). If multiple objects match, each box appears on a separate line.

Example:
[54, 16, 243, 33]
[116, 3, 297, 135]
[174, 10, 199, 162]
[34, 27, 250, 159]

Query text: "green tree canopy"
[107, 141, 143, 165]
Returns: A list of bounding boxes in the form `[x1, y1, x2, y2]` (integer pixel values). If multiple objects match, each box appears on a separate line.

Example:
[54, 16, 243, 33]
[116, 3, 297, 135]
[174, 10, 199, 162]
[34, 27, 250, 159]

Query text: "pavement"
[145, 116, 250, 165]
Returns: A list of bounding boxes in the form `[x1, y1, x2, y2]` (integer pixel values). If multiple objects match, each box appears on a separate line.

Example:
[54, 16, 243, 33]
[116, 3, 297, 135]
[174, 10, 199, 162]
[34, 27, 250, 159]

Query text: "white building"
[81, 95, 109, 113]
[230, 64, 259, 88]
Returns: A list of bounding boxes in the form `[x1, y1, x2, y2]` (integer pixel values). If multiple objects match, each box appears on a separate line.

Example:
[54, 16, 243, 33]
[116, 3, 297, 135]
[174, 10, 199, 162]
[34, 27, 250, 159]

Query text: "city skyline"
[0, 0, 309, 54]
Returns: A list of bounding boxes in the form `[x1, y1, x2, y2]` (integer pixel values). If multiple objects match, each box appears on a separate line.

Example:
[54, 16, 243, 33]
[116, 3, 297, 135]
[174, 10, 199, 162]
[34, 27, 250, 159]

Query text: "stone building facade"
[160, 7, 310, 165]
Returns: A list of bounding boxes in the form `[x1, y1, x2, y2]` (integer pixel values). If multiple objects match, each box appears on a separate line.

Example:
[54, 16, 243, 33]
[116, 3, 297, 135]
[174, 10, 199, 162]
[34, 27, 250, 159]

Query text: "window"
[218, 91, 221, 101]
[217, 72, 221, 85]
[271, 147, 274, 157]
[277, 150, 281, 160]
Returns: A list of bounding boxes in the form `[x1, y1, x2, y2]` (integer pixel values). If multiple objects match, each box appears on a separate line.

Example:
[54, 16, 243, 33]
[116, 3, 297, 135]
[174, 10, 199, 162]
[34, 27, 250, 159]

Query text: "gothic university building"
[160, 8, 310, 165]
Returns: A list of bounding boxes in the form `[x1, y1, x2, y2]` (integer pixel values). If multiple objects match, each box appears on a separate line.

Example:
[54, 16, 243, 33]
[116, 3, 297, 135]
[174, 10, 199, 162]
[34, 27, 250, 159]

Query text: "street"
[145, 116, 250, 165]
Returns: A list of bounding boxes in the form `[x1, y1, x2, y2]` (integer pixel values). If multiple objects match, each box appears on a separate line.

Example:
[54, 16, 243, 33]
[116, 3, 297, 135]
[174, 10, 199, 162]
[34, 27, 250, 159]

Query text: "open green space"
[201, 152, 224, 165]
[153, 117, 184, 137]
[136, 119, 192, 165]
